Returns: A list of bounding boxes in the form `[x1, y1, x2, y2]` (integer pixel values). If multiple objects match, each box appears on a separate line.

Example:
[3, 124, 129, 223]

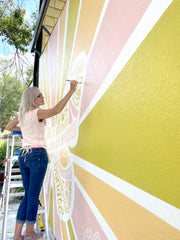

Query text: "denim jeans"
[16, 148, 48, 225]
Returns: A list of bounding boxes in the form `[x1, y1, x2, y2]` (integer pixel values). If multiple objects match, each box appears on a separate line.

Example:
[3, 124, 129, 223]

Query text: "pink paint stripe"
[80, 0, 151, 118]
[45, 171, 51, 211]
[72, 183, 108, 240]
[48, 22, 59, 108]
[53, 176, 63, 239]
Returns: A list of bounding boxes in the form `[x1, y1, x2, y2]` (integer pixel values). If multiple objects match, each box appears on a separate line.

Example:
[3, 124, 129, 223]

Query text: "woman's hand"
[38, 80, 78, 120]
[70, 80, 78, 93]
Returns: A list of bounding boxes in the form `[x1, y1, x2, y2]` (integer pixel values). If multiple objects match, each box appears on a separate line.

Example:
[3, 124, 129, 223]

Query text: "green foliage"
[0, 1, 37, 131]
[0, 70, 24, 131]
[24, 65, 33, 87]
[0, 140, 7, 169]
[0, 0, 35, 52]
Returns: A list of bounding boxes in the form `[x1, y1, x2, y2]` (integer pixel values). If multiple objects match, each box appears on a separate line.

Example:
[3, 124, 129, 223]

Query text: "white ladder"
[0, 131, 50, 239]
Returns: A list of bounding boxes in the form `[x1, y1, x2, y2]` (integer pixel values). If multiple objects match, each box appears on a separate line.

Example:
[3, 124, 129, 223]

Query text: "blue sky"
[0, 0, 39, 57]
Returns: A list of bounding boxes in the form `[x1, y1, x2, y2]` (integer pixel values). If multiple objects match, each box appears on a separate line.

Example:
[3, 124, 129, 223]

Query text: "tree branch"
[4, 28, 15, 42]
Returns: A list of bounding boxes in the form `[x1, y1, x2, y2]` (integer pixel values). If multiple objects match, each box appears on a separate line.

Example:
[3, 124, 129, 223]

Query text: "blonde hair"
[19, 86, 40, 123]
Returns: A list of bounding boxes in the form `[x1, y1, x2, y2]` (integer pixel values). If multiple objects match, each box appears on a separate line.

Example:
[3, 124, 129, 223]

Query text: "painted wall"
[39, 0, 180, 239]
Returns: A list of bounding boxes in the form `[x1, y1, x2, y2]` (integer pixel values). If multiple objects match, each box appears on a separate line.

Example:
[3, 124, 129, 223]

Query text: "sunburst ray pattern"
[39, 0, 180, 239]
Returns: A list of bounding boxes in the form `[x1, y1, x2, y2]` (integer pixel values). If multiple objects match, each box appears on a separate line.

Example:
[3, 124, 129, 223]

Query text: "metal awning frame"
[30, 0, 51, 53]
[30, 0, 51, 87]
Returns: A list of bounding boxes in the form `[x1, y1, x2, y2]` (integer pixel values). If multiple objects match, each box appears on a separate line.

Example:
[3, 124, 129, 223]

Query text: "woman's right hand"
[70, 80, 78, 93]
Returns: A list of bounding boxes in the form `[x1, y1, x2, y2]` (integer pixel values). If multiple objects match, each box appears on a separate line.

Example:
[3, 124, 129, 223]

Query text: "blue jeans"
[16, 148, 48, 225]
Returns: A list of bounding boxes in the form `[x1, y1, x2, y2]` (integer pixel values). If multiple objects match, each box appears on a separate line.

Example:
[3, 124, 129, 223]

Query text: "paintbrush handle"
[66, 79, 83, 84]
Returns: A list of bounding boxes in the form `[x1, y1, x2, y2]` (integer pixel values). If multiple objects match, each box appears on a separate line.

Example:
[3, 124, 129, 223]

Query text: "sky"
[0, 0, 40, 57]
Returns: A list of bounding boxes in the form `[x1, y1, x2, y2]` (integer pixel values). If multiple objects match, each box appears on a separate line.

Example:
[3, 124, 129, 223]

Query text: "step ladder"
[0, 131, 50, 240]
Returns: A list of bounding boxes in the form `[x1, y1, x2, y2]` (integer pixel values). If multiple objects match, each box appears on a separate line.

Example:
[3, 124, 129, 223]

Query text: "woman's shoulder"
[32, 108, 39, 113]
[25, 108, 39, 118]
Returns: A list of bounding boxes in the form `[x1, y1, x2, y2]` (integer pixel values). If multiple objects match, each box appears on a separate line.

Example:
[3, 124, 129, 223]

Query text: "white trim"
[57, 17, 62, 98]
[80, 0, 174, 125]
[61, 0, 70, 97]
[65, 220, 71, 240]
[71, 154, 180, 230]
[75, 176, 118, 240]
[70, 217, 78, 240]
[67, 0, 83, 76]
[87, 0, 109, 61]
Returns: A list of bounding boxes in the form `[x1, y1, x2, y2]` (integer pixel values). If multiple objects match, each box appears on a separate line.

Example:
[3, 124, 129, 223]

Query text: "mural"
[39, 0, 180, 239]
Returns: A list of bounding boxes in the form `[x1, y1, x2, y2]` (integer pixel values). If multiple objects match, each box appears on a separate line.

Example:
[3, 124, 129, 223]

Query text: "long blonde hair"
[19, 86, 40, 123]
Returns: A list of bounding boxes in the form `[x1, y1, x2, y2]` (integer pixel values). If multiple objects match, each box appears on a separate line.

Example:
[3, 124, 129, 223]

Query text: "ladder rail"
[2, 133, 15, 240]
[0, 134, 10, 212]
[1, 131, 50, 239]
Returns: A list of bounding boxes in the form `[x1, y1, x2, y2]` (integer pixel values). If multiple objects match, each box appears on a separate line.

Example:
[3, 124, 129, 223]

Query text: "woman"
[6, 80, 77, 240]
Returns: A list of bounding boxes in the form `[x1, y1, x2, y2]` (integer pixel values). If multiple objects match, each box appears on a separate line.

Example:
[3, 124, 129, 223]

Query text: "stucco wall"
[39, 0, 180, 239]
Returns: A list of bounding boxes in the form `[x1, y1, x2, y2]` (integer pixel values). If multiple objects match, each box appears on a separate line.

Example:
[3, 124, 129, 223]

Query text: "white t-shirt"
[19, 109, 46, 149]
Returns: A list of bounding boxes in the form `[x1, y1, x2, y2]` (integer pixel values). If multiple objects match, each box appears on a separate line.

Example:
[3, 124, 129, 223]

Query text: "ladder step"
[38, 208, 45, 214]
[9, 143, 22, 147]
[1, 204, 44, 218]
[11, 168, 20, 173]
[9, 192, 24, 198]
[5, 212, 16, 218]
[10, 181, 23, 188]
[1, 133, 50, 240]
[11, 175, 22, 179]
[7, 156, 19, 161]
[6, 205, 19, 216]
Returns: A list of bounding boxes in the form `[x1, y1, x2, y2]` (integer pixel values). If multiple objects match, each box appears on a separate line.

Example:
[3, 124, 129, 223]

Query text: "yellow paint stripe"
[48, 188, 54, 232]
[62, 0, 80, 95]
[57, 5, 66, 101]
[39, 47, 51, 108]
[74, 164, 180, 239]
[71, 0, 106, 64]
[67, 219, 75, 240]
[71, 0, 180, 208]
[61, 221, 69, 240]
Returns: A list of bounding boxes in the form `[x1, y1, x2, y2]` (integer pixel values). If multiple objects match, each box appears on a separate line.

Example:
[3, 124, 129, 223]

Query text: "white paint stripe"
[68, 0, 109, 75]
[70, 217, 78, 240]
[48, 42, 52, 108]
[57, 18, 62, 98]
[60, 225, 63, 240]
[45, 169, 51, 218]
[65, 220, 71, 240]
[54, 18, 60, 104]
[75, 176, 118, 240]
[47, 21, 58, 108]
[58, 211, 64, 240]
[71, 154, 180, 230]
[87, 0, 109, 61]
[80, 0, 174, 125]
[67, 0, 83, 75]
[61, 0, 70, 95]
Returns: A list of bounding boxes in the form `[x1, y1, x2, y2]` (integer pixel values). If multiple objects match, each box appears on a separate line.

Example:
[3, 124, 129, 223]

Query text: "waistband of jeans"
[20, 146, 46, 156]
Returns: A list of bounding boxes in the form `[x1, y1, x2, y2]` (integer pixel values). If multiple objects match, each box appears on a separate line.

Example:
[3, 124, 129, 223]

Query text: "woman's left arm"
[5, 115, 21, 132]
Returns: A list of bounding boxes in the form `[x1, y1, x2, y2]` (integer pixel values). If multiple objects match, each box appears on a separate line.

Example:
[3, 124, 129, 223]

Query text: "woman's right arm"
[5, 115, 21, 132]
[37, 80, 77, 120]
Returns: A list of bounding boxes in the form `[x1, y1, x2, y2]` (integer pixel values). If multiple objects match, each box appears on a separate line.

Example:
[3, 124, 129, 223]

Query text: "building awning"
[30, 0, 66, 86]
[30, 0, 67, 53]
